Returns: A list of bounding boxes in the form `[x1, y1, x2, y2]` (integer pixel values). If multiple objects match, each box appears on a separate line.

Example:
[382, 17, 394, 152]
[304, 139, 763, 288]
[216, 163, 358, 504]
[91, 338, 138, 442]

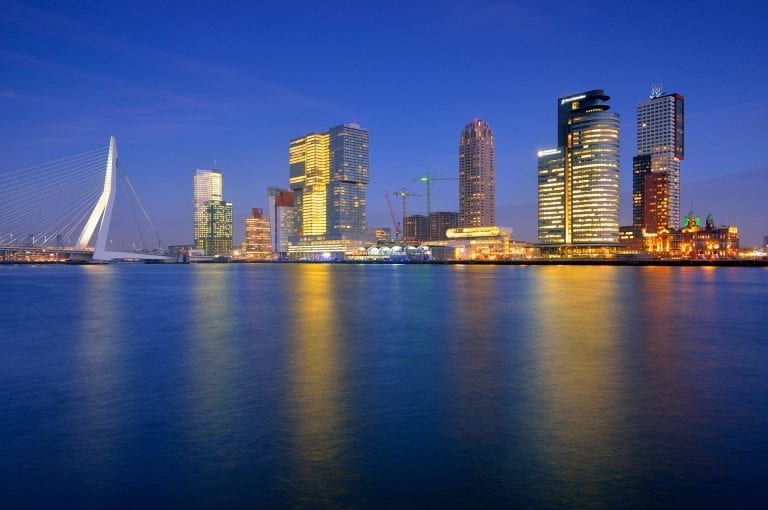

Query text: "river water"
[1, 264, 767, 508]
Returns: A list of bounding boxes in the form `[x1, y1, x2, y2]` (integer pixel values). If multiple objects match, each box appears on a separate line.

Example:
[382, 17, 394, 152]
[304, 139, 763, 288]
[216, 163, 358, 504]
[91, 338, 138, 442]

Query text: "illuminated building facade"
[267, 187, 294, 259]
[621, 210, 739, 258]
[537, 90, 620, 248]
[459, 119, 495, 227]
[288, 124, 374, 258]
[289, 132, 330, 236]
[428, 211, 458, 241]
[193, 168, 223, 250]
[373, 228, 392, 242]
[537, 148, 565, 244]
[636, 89, 684, 228]
[200, 200, 232, 256]
[434, 226, 533, 261]
[244, 208, 271, 260]
[656, 211, 738, 258]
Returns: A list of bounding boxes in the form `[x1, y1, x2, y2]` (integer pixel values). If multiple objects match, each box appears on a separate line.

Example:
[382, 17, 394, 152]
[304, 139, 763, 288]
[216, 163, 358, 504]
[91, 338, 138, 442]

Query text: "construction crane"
[384, 189, 400, 241]
[412, 171, 458, 216]
[393, 187, 422, 241]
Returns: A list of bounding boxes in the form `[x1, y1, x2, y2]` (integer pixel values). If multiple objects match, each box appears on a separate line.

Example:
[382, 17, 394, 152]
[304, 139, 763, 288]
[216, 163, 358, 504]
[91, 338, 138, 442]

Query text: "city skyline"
[1, 1, 767, 246]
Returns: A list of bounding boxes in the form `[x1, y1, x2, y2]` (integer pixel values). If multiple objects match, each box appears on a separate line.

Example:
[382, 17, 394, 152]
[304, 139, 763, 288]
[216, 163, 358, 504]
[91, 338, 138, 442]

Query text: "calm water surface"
[1, 264, 767, 508]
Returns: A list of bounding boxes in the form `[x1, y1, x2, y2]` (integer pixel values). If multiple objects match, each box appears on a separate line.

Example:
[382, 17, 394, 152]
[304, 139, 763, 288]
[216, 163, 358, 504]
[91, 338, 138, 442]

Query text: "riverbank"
[3, 258, 767, 267]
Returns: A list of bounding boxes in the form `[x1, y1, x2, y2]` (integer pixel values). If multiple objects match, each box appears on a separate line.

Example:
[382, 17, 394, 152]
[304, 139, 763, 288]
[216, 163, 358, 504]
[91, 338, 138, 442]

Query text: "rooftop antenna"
[650, 83, 663, 99]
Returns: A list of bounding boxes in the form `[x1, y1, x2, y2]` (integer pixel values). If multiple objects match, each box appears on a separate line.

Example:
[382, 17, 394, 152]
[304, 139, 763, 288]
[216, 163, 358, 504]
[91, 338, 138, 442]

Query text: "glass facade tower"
[537, 148, 565, 244]
[538, 90, 620, 245]
[327, 124, 370, 237]
[193, 168, 223, 251]
[289, 132, 330, 236]
[201, 200, 232, 256]
[288, 124, 373, 257]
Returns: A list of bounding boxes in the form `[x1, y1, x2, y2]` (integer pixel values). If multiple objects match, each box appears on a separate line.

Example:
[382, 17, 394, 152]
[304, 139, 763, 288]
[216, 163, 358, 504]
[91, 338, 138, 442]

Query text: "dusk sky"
[2, 0, 767, 246]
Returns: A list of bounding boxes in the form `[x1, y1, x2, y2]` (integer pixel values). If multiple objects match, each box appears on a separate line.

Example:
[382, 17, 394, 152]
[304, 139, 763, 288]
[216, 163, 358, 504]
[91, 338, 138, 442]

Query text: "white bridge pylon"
[75, 136, 166, 262]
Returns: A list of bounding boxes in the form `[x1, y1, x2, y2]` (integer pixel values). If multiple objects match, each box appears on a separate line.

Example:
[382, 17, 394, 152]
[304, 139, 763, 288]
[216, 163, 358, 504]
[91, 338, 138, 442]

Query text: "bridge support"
[73, 137, 166, 262]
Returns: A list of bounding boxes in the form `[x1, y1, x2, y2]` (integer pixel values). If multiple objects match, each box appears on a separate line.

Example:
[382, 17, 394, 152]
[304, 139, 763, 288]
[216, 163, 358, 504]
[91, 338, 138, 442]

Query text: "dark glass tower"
[327, 124, 370, 237]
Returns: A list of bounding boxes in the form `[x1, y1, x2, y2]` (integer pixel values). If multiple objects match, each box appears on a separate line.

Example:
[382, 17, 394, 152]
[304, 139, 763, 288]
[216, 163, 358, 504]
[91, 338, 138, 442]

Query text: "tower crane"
[384, 189, 400, 241]
[393, 187, 422, 241]
[412, 171, 459, 216]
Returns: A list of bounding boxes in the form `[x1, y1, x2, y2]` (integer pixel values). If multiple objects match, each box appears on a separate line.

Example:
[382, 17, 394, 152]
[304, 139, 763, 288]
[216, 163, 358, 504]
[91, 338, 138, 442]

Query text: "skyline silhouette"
[1, 1, 767, 245]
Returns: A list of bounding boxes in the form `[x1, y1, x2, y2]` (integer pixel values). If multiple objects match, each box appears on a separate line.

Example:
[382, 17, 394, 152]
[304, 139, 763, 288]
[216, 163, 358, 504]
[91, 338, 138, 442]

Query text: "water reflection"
[284, 265, 352, 506]
[185, 266, 243, 481]
[530, 266, 633, 505]
[73, 266, 125, 498]
[446, 267, 508, 445]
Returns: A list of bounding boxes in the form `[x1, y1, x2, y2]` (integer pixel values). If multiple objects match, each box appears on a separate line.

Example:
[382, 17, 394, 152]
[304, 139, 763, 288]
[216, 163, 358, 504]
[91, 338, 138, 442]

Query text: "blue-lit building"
[327, 124, 370, 237]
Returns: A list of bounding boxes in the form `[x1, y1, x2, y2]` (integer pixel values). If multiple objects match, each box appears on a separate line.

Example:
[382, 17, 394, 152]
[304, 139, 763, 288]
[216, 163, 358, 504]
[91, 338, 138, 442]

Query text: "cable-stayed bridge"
[0, 137, 167, 263]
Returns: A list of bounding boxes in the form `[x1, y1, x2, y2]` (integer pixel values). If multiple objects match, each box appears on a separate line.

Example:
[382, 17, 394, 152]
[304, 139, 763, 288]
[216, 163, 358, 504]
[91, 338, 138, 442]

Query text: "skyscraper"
[244, 208, 271, 259]
[632, 154, 670, 233]
[459, 119, 495, 227]
[288, 124, 372, 257]
[635, 87, 684, 228]
[193, 168, 223, 250]
[267, 186, 294, 259]
[537, 90, 620, 246]
[327, 124, 370, 237]
[201, 200, 232, 256]
[289, 132, 330, 236]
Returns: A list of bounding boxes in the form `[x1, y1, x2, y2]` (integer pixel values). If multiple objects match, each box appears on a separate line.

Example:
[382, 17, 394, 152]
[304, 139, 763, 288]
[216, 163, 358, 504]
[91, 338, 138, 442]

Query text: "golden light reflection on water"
[285, 265, 352, 505]
[530, 266, 631, 501]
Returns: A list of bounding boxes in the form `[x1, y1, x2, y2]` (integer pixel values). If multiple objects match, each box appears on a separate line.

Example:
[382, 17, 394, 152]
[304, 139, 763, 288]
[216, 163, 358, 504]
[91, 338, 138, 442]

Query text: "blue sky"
[1, 0, 767, 246]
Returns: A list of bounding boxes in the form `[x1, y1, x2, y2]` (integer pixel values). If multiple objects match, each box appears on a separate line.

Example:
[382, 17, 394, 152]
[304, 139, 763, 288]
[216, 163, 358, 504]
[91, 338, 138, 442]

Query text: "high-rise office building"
[537, 148, 566, 244]
[459, 119, 495, 227]
[200, 200, 232, 256]
[193, 168, 223, 250]
[633, 152, 669, 234]
[428, 211, 459, 241]
[635, 88, 684, 228]
[244, 208, 271, 259]
[642, 172, 669, 233]
[288, 124, 373, 257]
[327, 124, 370, 237]
[289, 132, 330, 236]
[537, 90, 620, 246]
[267, 187, 295, 259]
[403, 215, 428, 242]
